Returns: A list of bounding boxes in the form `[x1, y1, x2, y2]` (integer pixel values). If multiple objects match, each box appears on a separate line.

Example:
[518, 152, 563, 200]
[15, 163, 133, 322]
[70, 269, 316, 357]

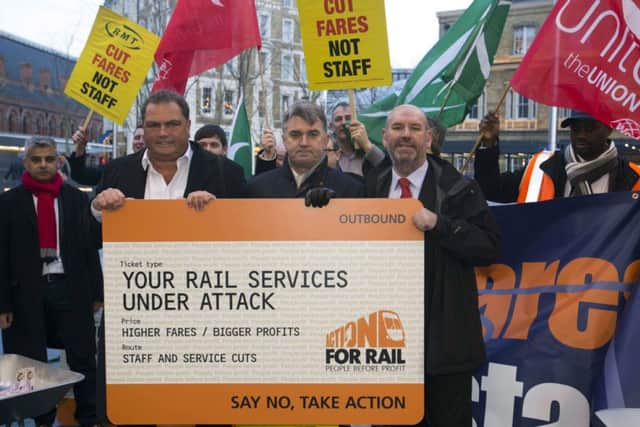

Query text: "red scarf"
[21, 171, 63, 260]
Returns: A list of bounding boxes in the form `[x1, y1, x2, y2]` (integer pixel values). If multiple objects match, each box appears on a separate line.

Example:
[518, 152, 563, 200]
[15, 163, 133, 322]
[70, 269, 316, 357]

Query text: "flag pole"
[81, 110, 94, 130]
[460, 83, 510, 174]
[257, 49, 269, 130]
[348, 89, 358, 121]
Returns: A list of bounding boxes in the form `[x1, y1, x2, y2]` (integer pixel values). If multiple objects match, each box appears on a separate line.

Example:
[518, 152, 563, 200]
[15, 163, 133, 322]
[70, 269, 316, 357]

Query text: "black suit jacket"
[90, 142, 247, 244]
[366, 155, 500, 375]
[95, 141, 247, 199]
[0, 183, 103, 359]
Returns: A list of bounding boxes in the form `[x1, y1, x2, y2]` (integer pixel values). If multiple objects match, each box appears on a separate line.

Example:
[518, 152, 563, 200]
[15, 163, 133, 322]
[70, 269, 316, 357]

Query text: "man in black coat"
[88, 90, 246, 424]
[248, 100, 363, 202]
[89, 90, 246, 234]
[365, 105, 500, 427]
[0, 137, 103, 427]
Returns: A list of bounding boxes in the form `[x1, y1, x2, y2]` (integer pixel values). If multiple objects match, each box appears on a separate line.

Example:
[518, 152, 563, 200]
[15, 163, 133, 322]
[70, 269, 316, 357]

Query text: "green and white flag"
[228, 92, 253, 177]
[360, 0, 511, 146]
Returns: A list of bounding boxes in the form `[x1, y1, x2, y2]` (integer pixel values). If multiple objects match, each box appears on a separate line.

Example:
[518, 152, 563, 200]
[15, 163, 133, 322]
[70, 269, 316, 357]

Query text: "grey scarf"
[564, 142, 617, 196]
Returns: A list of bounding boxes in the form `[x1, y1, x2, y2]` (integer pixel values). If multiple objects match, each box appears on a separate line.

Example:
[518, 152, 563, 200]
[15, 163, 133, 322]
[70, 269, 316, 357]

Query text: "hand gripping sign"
[102, 199, 424, 425]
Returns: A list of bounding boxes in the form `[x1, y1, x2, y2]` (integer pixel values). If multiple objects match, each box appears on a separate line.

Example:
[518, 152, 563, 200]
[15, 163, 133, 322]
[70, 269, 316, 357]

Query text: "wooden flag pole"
[460, 84, 511, 174]
[348, 89, 358, 121]
[81, 110, 94, 130]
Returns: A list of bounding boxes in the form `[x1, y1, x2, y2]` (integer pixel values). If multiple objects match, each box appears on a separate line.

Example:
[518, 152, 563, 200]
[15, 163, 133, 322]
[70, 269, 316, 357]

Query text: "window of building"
[513, 25, 537, 55]
[299, 56, 307, 82]
[281, 54, 293, 81]
[282, 0, 293, 8]
[282, 95, 290, 118]
[201, 87, 212, 113]
[506, 90, 537, 119]
[282, 19, 294, 43]
[259, 51, 270, 75]
[224, 90, 234, 115]
[467, 92, 486, 119]
[259, 13, 270, 38]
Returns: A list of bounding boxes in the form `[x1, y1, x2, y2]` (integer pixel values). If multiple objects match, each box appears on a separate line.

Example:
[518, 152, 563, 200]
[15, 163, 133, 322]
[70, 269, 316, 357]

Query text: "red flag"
[511, 0, 640, 139]
[152, 0, 262, 94]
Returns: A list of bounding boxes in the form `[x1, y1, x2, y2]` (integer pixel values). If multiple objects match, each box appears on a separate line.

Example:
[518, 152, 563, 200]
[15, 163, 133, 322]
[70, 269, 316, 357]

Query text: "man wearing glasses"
[0, 137, 103, 427]
[473, 110, 640, 203]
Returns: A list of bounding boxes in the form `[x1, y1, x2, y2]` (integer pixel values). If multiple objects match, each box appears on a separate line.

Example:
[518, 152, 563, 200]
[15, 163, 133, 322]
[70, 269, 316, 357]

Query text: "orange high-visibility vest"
[629, 162, 640, 191]
[516, 151, 555, 203]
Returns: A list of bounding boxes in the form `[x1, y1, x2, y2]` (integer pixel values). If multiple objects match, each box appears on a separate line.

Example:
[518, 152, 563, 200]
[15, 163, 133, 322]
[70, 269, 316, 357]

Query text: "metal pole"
[548, 0, 558, 151]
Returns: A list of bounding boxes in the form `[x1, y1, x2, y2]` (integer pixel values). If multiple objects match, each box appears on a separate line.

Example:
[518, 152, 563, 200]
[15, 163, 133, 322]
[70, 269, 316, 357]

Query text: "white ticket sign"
[102, 199, 424, 424]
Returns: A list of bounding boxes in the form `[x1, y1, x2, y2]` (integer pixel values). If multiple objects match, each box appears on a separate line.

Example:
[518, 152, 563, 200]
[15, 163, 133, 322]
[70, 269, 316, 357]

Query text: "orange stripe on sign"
[103, 199, 424, 242]
[107, 383, 424, 425]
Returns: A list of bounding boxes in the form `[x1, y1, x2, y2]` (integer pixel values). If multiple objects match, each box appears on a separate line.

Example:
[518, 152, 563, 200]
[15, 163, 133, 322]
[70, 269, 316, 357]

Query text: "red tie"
[399, 177, 413, 198]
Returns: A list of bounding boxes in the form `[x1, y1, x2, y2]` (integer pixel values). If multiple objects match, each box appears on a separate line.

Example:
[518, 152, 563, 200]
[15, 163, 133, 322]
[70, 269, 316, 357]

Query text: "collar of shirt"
[142, 143, 194, 200]
[389, 160, 429, 199]
[140, 143, 193, 171]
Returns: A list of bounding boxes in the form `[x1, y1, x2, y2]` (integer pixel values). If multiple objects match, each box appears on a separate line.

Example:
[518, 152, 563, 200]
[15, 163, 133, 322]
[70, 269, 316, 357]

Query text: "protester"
[330, 101, 385, 177]
[194, 124, 227, 156]
[248, 100, 363, 205]
[68, 124, 146, 186]
[474, 110, 640, 203]
[89, 89, 246, 424]
[0, 136, 103, 427]
[254, 128, 286, 175]
[365, 105, 500, 427]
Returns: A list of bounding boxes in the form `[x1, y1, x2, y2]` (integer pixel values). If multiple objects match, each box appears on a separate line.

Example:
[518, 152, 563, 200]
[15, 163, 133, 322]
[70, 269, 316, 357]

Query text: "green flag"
[360, 0, 511, 146]
[228, 93, 253, 177]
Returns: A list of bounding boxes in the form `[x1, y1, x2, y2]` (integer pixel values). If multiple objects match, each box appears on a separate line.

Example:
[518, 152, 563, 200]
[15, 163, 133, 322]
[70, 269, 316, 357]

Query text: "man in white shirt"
[90, 89, 246, 223]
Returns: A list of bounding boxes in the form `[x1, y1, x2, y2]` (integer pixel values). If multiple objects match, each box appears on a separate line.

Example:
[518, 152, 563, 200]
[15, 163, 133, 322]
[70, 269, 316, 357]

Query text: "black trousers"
[40, 277, 97, 426]
[382, 370, 472, 427]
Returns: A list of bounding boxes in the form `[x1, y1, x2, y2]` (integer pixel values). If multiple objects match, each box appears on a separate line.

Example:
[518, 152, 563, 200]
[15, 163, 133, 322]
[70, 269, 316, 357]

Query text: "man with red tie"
[364, 104, 501, 427]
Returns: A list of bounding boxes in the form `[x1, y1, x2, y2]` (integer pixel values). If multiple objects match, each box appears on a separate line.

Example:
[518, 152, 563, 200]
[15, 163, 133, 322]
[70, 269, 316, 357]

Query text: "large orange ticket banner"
[102, 199, 425, 424]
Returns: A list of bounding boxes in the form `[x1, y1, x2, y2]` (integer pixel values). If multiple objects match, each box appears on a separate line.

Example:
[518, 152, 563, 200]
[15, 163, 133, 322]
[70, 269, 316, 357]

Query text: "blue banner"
[473, 192, 640, 426]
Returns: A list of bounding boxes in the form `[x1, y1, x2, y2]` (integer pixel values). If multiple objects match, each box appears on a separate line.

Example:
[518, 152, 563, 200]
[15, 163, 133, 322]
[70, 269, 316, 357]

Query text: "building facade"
[0, 31, 104, 186]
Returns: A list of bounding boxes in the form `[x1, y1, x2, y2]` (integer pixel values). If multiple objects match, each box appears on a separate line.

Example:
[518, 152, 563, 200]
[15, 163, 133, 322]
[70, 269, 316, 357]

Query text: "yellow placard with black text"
[298, 0, 392, 90]
[64, 7, 159, 124]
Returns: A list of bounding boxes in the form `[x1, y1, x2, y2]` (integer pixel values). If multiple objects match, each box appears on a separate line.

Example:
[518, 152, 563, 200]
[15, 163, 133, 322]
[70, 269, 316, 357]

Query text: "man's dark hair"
[194, 124, 228, 147]
[283, 101, 327, 132]
[141, 89, 190, 122]
[135, 123, 144, 131]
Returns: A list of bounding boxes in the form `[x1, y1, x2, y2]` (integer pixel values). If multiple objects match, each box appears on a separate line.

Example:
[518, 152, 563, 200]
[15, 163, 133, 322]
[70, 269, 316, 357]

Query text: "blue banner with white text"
[473, 192, 640, 426]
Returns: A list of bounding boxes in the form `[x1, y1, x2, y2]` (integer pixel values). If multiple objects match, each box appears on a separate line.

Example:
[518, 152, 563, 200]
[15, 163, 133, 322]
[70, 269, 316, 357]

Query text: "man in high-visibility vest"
[473, 110, 640, 203]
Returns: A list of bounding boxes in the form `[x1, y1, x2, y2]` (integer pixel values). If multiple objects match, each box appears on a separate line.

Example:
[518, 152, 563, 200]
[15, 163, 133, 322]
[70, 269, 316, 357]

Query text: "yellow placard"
[298, 0, 392, 90]
[64, 7, 159, 124]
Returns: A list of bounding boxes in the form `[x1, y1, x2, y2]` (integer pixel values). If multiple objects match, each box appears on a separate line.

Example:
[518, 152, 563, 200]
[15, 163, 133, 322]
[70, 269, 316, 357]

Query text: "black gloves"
[304, 187, 336, 208]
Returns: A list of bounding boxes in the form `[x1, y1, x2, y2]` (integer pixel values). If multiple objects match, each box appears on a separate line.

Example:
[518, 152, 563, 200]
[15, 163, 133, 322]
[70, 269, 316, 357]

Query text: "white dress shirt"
[91, 144, 193, 222]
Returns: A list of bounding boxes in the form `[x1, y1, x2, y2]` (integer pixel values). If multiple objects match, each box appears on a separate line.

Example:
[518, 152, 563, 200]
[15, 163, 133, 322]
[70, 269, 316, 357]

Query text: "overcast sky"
[0, 0, 473, 68]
